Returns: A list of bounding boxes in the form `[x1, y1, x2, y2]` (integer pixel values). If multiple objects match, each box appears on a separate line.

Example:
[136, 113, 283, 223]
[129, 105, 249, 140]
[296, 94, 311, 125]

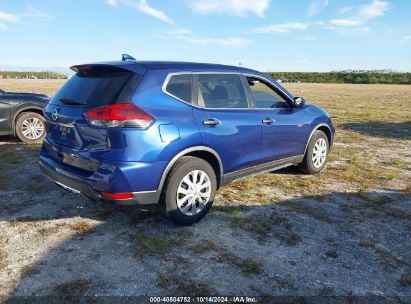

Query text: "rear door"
[44, 65, 141, 169]
[244, 76, 309, 163]
[192, 73, 261, 174]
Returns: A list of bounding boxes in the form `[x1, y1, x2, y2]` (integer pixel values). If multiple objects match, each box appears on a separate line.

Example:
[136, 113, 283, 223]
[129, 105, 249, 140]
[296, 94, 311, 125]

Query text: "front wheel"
[298, 130, 329, 174]
[161, 156, 217, 225]
[15, 112, 46, 144]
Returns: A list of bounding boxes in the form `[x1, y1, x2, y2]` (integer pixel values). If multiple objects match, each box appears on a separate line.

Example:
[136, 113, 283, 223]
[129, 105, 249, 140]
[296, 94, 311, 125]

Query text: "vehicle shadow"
[0, 136, 21, 144]
[1, 184, 410, 301]
[273, 165, 303, 175]
[340, 121, 411, 140]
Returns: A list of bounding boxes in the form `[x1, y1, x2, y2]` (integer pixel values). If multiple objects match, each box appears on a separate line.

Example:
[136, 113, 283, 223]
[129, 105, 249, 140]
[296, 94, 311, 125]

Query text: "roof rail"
[122, 54, 136, 62]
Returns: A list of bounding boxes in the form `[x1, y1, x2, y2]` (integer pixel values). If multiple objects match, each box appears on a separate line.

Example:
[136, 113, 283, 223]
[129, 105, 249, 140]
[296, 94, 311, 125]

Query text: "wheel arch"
[304, 123, 333, 155]
[158, 146, 224, 191]
[12, 106, 44, 136]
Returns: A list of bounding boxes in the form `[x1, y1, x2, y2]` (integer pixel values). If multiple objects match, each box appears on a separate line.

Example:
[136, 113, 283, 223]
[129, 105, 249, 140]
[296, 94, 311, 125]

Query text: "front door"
[244, 76, 308, 163]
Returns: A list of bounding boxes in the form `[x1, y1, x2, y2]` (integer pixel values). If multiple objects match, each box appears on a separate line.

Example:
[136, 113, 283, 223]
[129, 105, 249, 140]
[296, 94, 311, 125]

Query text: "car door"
[244, 76, 310, 163]
[0, 91, 12, 133]
[192, 73, 261, 174]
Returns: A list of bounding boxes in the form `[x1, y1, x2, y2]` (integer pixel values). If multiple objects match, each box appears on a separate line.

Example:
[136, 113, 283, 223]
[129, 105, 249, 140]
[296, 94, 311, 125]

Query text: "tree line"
[1, 70, 410, 84]
[266, 71, 411, 84]
[0, 71, 67, 79]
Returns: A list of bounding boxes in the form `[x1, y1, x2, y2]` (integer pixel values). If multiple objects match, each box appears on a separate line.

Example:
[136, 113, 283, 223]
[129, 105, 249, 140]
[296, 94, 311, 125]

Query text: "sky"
[0, 0, 411, 72]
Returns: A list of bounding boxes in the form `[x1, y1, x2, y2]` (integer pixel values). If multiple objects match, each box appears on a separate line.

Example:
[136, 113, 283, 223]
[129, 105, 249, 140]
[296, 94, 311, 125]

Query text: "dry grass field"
[0, 79, 410, 301]
[0, 79, 65, 96]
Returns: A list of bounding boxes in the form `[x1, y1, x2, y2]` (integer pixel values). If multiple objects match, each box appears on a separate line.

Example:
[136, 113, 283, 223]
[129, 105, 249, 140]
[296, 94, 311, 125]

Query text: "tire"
[160, 156, 217, 226]
[15, 112, 46, 144]
[298, 130, 329, 174]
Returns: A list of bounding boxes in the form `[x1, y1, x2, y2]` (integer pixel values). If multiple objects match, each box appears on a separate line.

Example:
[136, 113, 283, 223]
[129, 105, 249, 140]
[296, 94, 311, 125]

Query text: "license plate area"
[47, 121, 79, 148]
[59, 125, 72, 136]
[57, 125, 74, 142]
[44, 140, 100, 173]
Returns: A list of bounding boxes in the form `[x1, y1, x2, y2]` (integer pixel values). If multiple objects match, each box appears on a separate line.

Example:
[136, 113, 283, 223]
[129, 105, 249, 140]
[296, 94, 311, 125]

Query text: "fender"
[303, 123, 333, 155]
[12, 105, 44, 135]
[156, 146, 224, 192]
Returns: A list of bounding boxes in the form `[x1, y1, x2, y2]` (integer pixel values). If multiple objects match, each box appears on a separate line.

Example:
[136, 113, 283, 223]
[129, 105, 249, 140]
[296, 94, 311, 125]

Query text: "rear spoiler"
[70, 62, 147, 74]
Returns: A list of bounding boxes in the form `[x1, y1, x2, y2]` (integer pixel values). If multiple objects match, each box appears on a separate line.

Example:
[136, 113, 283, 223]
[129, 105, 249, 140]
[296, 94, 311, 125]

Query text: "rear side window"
[197, 74, 248, 109]
[165, 74, 192, 103]
[51, 66, 139, 108]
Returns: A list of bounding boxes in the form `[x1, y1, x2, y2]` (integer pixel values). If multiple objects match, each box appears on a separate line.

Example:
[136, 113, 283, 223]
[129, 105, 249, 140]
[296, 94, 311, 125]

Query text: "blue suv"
[40, 58, 335, 225]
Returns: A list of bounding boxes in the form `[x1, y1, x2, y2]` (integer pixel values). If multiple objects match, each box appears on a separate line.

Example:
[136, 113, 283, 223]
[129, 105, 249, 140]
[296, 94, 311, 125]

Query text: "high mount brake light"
[83, 103, 155, 128]
[78, 66, 93, 72]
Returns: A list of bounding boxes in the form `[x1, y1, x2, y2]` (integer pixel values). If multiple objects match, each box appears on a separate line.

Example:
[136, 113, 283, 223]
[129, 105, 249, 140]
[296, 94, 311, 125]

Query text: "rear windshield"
[51, 66, 140, 108]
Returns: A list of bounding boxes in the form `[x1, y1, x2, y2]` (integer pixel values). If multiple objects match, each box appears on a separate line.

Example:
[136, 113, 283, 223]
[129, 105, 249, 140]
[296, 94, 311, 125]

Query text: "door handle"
[262, 118, 274, 125]
[203, 118, 221, 127]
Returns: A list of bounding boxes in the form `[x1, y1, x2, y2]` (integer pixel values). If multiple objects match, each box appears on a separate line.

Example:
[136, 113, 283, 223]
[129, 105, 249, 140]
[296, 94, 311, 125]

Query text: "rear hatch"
[44, 64, 143, 171]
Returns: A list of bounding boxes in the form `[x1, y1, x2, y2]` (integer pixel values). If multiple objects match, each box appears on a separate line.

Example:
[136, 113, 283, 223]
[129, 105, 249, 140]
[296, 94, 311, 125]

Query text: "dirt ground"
[0, 80, 410, 302]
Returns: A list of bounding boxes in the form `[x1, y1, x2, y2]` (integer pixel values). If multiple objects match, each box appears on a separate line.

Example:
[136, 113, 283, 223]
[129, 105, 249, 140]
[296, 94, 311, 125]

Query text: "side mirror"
[293, 97, 305, 109]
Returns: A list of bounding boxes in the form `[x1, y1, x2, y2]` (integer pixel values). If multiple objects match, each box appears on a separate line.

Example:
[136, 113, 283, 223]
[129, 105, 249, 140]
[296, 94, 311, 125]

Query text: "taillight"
[83, 103, 154, 128]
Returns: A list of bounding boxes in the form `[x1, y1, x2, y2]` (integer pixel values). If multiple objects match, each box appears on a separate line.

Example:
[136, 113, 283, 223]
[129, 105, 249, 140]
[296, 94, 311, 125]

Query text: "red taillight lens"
[84, 103, 154, 128]
[100, 192, 133, 200]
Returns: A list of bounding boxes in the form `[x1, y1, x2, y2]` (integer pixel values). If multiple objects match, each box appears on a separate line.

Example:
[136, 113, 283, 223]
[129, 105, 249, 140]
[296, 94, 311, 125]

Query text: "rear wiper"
[59, 98, 86, 105]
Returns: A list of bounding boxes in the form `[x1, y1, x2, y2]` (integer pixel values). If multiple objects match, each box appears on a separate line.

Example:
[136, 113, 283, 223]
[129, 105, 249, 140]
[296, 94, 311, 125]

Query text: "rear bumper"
[39, 158, 160, 206]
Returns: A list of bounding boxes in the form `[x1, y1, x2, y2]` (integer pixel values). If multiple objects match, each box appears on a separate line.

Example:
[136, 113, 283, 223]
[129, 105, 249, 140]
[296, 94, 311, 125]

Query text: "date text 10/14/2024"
[149, 296, 258, 303]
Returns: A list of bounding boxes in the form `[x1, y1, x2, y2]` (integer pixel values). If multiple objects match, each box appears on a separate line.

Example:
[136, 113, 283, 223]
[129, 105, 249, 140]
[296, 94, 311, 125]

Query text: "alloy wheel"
[21, 117, 44, 140]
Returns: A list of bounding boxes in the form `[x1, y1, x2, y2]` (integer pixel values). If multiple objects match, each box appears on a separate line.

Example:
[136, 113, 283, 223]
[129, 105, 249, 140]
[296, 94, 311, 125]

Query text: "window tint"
[166, 74, 192, 103]
[247, 77, 289, 109]
[198, 74, 248, 109]
[51, 66, 136, 109]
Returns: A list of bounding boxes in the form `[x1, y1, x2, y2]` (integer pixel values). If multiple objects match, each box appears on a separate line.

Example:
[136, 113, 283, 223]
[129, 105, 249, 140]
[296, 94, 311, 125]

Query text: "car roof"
[73, 60, 258, 75]
[71, 60, 295, 100]
[138, 61, 255, 72]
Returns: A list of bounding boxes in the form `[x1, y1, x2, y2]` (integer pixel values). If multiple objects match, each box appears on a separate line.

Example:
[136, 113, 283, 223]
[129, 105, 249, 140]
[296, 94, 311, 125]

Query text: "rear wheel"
[15, 112, 46, 144]
[298, 130, 329, 174]
[161, 156, 217, 225]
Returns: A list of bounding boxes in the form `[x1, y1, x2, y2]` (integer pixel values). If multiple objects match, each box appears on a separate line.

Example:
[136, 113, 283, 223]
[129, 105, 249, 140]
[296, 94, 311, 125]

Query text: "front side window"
[166, 74, 192, 103]
[197, 74, 248, 109]
[247, 77, 289, 109]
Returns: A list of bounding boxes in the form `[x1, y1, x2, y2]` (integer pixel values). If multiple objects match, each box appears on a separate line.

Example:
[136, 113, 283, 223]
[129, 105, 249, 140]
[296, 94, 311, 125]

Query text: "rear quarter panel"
[102, 69, 203, 162]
